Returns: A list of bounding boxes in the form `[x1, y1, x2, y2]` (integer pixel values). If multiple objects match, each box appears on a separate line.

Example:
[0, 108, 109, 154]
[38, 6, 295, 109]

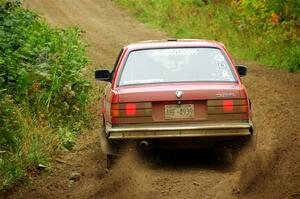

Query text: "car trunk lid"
[111, 82, 248, 125]
[116, 82, 241, 102]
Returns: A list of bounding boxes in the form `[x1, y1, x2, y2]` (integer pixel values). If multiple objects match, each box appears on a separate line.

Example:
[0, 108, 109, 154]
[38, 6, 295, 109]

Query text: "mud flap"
[99, 129, 115, 155]
[248, 122, 257, 151]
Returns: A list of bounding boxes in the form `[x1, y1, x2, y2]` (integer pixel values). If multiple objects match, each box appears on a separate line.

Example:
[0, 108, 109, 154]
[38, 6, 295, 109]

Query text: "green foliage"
[0, 1, 91, 123]
[58, 127, 77, 150]
[237, 0, 300, 23]
[0, 98, 49, 189]
[0, 97, 22, 153]
[115, 0, 300, 72]
[0, 0, 91, 189]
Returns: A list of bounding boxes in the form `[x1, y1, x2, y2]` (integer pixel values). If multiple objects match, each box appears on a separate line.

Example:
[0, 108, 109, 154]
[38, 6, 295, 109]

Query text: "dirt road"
[6, 0, 300, 198]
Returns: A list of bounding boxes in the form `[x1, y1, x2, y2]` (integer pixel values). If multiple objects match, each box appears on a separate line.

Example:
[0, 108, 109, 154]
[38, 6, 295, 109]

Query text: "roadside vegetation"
[0, 1, 91, 189]
[115, 0, 300, 72]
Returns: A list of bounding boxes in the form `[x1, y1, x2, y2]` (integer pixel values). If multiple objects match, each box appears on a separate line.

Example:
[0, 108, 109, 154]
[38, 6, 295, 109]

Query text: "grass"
[0, 98, 58, 188]
[114, 0, 300, 72]
[0, 1, 91, 189]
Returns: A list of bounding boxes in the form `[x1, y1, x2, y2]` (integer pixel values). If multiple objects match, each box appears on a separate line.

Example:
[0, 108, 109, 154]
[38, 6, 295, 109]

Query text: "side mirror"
[95, 69, 111, 82]
[235, 65, 247, 77]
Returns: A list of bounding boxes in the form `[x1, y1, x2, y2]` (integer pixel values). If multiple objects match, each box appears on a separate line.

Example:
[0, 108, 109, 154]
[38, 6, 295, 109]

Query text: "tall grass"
[0, 98, 58, 188]
[0, 1, 91, 189]
[115, 0, 300, 72]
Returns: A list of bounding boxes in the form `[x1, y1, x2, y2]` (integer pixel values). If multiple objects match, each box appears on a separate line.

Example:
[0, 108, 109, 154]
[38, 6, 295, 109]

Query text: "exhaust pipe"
[139, 140, 151, 149]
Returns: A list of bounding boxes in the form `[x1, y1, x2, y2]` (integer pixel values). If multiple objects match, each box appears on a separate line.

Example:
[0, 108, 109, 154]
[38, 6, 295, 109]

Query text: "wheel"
[229, 122, 257, 153]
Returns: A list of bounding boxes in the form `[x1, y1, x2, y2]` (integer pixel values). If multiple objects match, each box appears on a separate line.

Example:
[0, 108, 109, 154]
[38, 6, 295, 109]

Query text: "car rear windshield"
[118, 47, 237, 86]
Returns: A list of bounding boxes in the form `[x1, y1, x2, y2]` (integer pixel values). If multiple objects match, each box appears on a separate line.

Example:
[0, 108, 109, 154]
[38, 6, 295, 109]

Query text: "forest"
[116, 0, 300, 72]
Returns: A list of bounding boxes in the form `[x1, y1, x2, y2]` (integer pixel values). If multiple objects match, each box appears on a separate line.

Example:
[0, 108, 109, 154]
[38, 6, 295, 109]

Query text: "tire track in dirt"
[238, 63, 300, 198]
[6, 1, 300, 199]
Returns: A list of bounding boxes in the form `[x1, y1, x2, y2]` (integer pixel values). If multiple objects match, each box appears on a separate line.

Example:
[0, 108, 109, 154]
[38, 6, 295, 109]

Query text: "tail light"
[223, 100, 233, 112]
[126, 103, 137, 116]
[111, 102, 152, 124]
[207, 99, 249, 120]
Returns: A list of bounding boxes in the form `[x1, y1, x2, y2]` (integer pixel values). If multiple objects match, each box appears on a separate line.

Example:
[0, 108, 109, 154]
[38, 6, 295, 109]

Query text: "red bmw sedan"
[95, 39, 256, 167]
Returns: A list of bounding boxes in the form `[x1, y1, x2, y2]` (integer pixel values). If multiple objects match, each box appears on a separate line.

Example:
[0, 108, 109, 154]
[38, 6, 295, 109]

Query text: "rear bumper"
[106, 122, 253, 140]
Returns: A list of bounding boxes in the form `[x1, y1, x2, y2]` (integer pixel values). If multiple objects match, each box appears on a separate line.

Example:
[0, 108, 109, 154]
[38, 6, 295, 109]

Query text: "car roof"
[125, 39, 225, 51]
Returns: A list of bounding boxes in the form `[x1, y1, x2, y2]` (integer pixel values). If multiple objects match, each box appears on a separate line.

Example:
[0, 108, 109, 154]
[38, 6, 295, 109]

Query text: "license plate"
[165, 104, 194, 120]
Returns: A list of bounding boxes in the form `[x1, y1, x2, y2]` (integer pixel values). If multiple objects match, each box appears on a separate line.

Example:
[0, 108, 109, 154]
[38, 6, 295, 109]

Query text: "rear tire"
[218, 130, 256, 167]
[237, 123, 257, 153]
[227, 128, 257, 169]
